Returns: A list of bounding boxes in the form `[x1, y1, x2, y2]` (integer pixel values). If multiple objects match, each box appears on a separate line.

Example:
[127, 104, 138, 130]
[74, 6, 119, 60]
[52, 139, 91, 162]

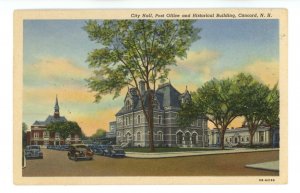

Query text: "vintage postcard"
[13, 9, 288, 184]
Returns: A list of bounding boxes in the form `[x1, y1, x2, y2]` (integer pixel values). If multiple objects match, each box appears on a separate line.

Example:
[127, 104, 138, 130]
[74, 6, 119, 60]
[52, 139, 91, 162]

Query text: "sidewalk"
[245, 160, 279, 172]
[125, 148, 279, 159]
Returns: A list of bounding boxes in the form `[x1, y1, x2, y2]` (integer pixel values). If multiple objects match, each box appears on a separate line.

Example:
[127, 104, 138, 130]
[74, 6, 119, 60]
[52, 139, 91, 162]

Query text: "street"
[23, 149, 279, 176]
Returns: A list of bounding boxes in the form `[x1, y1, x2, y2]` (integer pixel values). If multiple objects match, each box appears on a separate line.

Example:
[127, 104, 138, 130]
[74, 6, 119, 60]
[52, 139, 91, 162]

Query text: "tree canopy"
[47, 121, 82, 141]
[84, 20, 201, 151]
[192, 77, 243, 149]
[235, 73, 271, 146]
[178, 73, 280, 149]
[91, 128, 107, 139]
[265, 84, 280, 129]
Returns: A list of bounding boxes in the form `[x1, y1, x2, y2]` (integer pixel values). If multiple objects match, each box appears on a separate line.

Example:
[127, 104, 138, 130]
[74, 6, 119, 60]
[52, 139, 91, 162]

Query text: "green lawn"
[125, 147, 223, 153]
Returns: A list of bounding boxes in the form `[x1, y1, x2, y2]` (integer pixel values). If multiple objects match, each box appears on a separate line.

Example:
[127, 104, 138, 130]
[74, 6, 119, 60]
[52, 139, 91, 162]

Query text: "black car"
[67, 144, 94, 161]
[103, 145, 125, 157]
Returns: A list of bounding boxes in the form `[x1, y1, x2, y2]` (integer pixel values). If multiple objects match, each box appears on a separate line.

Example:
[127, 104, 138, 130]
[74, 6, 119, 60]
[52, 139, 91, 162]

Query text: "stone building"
[106, 121, 117, 138]
[115, 81, 209, 147]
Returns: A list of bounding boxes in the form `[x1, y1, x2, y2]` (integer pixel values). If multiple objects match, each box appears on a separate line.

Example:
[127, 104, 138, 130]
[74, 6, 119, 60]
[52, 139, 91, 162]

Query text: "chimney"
[139, 80, 145, 95]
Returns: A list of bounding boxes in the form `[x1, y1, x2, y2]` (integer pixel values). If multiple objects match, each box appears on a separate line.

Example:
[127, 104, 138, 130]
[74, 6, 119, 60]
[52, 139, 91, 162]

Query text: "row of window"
[117, 131, 164, 141]
[33, 132, 78, 139]
[225, 136, 250, 143]
[120, 115, 205, 127]
[223, 133, 265, 143]
[176, 132, 198, 145]
[122, 115, 163, 126]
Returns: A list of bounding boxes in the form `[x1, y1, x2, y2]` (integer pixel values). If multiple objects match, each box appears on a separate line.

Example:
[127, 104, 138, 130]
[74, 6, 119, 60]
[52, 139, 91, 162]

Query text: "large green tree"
[235, 73, 271, 147]
[83, 20, 201, 151]
[47, 121, 82, 144]
[179, 77, 243, 150]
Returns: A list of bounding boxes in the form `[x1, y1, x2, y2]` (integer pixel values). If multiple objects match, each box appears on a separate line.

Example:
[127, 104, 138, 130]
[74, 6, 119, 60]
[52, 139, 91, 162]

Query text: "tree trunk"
[147, 91, 155, 152]
[249, 132, 254, 148]
[269, 126, 274, 147]
[220, 129, 225, 150]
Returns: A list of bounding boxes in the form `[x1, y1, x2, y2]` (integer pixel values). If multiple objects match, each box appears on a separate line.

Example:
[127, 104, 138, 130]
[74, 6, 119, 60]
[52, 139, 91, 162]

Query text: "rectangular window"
[259, 131, 264, 142]
[197, 119, 201, 127]
[158, 115, 162, 125]
[34, 132, 39, 138]
[43, 131, 49, 138]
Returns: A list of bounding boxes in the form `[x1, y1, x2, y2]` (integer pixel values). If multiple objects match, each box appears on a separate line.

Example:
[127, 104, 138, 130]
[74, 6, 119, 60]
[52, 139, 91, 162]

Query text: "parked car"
[92, 145, 107, 156]
[103, 145, 125, 157]
[59, 145, 70, 151]
[67, 144, 94, 161]
[24, 145, 43, 159]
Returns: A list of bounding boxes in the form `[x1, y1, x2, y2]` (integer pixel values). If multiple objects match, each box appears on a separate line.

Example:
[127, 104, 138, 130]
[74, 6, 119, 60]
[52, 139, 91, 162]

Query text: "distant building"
[208, 126, 279, 147]
[106, 121, 117, 138]
[115, 81, 209, 147]
[26, 96, 81, 146]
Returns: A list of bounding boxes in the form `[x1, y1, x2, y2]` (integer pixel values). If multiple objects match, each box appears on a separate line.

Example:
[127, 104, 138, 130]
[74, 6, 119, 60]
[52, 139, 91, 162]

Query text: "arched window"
[137, 132, 141, 141]
[176, 132, 183, 144]
[34, 132, 39, 139]
[126, 132, 132, 142]
[157, 131, 163, 141]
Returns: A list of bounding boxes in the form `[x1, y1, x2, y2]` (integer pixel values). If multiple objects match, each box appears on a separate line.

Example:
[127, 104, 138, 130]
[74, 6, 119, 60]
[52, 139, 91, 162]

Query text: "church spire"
[54, 95, 60, 118]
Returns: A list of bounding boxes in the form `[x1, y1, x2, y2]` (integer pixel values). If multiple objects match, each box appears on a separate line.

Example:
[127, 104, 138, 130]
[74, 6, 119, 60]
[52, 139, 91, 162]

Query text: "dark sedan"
[67, 144, 94, 161]
[103, 145, 125, 157]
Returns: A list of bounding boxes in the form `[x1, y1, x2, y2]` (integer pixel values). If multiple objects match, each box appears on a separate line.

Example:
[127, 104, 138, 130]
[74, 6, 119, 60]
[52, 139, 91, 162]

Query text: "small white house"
[208, 126, 277, 147]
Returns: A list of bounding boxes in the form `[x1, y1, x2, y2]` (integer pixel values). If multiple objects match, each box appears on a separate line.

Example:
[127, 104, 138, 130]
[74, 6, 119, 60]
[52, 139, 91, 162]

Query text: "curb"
[125, 148, 279, 159]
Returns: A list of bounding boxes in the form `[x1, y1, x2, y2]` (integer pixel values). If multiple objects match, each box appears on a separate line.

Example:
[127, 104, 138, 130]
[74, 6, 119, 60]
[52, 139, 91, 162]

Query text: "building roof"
[31, 96, 67, 127]
[116, 82, 186, 116]
[32, 115, 67, 126]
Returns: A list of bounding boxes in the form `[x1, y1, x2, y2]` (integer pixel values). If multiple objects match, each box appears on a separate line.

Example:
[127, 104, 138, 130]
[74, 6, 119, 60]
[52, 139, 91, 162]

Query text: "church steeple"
[54, 95, 60, 118]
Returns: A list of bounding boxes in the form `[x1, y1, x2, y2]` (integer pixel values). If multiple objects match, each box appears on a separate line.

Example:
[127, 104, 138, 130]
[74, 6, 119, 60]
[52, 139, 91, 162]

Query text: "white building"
[208, 126, 276, 147]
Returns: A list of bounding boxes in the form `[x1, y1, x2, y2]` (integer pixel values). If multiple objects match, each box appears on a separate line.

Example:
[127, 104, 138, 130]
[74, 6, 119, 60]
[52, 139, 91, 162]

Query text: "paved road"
[23, 149, 279, 176]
